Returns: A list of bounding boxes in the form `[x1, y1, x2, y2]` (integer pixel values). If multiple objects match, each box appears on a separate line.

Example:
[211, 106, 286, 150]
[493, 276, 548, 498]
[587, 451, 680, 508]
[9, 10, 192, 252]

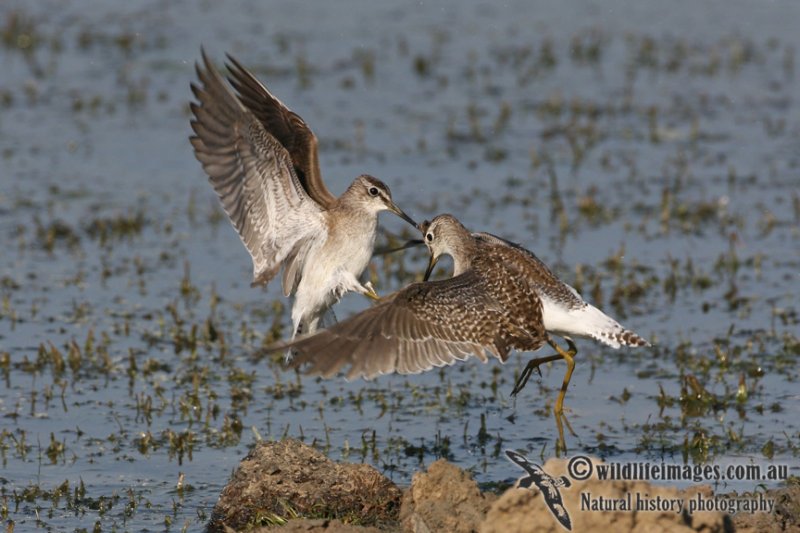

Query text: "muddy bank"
[206, 439, 401, 532]
[209, 440, 797, 532]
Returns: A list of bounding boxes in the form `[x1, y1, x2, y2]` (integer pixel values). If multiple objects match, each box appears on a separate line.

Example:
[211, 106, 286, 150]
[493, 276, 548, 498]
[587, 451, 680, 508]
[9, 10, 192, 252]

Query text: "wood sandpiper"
[189, 50, 417, 339]
[272, 214, 648, 450]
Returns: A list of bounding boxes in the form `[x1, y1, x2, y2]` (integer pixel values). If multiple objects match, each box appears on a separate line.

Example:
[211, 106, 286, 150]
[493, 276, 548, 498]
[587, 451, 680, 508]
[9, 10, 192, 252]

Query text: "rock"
[400, 459, 494, 533]
[479, 457, 733, 533]
[207, 439, 401, 532]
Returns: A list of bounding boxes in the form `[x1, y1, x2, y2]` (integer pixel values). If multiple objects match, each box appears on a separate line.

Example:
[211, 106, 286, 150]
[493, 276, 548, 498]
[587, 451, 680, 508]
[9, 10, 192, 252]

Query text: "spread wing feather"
[190, 50, 326, 290]
[225, 54, 337, 209]
[273, 273, 510, 380]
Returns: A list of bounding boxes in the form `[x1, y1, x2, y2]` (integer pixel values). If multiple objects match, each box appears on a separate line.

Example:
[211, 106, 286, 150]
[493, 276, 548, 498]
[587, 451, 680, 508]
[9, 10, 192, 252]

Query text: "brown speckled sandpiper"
[273, 214, 649, 448]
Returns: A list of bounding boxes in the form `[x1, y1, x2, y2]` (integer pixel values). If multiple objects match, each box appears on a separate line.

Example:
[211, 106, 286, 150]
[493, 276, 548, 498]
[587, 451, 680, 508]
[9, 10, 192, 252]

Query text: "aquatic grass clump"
[85, 211, 146, 245]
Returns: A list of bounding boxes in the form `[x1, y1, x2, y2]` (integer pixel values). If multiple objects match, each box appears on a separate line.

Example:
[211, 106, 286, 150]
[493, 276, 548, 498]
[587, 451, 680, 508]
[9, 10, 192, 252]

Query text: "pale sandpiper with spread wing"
[189, 51, 417, 340]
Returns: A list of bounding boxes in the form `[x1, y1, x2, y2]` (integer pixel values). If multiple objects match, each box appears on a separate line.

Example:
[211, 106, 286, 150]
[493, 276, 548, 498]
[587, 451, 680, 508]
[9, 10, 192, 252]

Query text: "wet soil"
[211, 440, 799, 532]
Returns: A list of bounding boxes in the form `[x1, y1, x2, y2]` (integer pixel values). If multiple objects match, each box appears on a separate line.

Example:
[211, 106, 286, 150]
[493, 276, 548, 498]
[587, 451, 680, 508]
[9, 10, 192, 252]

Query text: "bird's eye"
[426, 233, 434, 242]
[368, 187, 379, 197]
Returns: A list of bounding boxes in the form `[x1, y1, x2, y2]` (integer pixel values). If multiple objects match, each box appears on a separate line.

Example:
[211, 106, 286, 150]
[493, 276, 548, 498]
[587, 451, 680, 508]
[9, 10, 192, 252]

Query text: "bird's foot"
[511, 361, 545, 396]
[362, 281, 381, 301]
[511, 352, 564, 396]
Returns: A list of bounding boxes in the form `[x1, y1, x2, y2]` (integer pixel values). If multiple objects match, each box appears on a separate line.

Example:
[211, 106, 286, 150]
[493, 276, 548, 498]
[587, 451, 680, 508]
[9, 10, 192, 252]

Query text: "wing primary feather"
[190, 50, 327, 291]
[223, 53, 336, 208]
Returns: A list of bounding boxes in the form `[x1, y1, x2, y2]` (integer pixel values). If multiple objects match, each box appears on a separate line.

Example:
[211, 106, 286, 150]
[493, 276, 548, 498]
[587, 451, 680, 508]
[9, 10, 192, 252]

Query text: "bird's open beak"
[388, 203, 417, 228]
[424, 253, 439, 281]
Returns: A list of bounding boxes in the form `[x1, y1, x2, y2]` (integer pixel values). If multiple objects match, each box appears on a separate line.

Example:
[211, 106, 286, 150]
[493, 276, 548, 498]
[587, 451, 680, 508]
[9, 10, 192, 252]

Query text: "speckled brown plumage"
[471, 230, 648, 349]
[274, 218, 552, 379]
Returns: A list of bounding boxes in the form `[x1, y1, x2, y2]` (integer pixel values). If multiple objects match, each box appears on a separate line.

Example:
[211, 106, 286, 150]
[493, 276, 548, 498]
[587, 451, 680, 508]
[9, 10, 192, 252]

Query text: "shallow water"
[1, 0, 799, 530]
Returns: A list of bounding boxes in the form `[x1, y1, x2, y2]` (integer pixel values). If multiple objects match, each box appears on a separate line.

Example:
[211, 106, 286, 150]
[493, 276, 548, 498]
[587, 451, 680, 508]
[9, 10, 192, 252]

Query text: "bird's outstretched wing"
[270, 272, 513, 380]
[190, 50, 326, 291]
[224, 54, 337, 209]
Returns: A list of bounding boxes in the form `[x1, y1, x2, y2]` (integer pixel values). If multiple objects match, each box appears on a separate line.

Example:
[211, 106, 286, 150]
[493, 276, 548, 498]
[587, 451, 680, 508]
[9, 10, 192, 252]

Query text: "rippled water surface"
[1, 0, 799, 529]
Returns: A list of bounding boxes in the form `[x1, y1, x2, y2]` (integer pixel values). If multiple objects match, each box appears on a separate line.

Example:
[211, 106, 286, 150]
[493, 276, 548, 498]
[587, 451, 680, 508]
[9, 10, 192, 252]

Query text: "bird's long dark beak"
[424, 254, 439, 281]
[373, 239, 425, 256]
[388, 202, 417, 228]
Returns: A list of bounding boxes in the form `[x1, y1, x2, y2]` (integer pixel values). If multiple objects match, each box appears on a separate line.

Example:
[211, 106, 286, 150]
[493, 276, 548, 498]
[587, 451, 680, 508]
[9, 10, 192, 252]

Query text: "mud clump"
[249, 518, 384, 532]
[206, 439, 401, 532]
[480, 458, 731, 533]
[400, 459, 494, 532]
[733, 485, 800, 533]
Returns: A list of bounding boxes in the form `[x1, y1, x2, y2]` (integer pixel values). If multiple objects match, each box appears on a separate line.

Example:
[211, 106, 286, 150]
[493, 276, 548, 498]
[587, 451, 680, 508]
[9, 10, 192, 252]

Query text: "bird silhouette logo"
[505, 450, 572, 531]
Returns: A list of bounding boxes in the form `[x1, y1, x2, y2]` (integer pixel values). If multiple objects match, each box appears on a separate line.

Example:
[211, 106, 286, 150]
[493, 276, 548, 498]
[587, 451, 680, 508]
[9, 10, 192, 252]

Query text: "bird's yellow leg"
[547, 337, 579, 455]
[551, 338, 577, 416]
[554, 411, 567, 456]
[511, 336, 579, 456]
